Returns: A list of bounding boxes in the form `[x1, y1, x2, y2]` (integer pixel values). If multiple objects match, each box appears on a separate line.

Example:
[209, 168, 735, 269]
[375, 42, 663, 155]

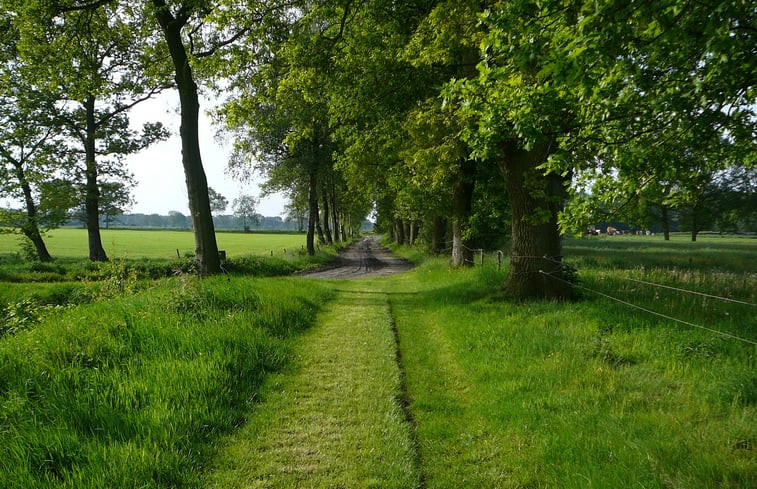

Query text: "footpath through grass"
[206, 282, 420, 488]
[1, 235, 754, 487]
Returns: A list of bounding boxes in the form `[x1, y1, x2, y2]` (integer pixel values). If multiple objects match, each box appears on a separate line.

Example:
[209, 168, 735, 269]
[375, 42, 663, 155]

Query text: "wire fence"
[442, 242, 756, 346]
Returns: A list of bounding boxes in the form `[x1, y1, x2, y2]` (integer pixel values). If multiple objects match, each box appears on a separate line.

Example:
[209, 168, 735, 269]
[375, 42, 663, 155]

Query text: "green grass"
[1, 233, 754, 487]
[205, 283, 420, 488]
[0, 228, 307, 260]
[564, 233, 757, 272]
[381, 238, 756, 488]
[0, 275, 332, 488]
[0, 229, 341, 284]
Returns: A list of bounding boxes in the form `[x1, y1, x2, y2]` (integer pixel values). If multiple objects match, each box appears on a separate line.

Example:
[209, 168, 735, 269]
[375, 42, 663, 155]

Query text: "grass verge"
[0, 275, 332, 488]
[384, 255, 755, 488]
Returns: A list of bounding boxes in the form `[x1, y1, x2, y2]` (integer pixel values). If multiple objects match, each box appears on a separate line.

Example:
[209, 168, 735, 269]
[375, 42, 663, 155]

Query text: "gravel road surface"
[299, 236, 414, 279]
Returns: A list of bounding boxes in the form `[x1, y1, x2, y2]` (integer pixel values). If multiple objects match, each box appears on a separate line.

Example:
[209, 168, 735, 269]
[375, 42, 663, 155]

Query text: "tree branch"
[54, 0, 115, 13]
[194, 26, 252, 58]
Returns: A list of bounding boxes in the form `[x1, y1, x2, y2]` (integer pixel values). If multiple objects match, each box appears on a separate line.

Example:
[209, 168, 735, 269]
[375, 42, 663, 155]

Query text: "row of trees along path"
[3, 1, 754, 300]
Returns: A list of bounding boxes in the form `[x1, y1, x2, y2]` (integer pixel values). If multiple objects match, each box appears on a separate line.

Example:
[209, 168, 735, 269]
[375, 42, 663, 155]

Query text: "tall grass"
[0, 275, 332, 488]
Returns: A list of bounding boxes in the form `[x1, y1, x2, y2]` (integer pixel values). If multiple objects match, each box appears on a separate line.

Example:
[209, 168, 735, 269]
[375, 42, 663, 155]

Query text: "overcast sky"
[125, 92, 286, 217]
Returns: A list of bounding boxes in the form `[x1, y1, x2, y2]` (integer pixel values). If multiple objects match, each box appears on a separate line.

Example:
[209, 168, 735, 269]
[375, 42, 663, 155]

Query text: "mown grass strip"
[205, 283, 420, 489]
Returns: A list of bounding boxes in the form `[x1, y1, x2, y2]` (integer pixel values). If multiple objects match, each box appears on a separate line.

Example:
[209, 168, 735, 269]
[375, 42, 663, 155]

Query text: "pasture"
[0, 228, 306, 260]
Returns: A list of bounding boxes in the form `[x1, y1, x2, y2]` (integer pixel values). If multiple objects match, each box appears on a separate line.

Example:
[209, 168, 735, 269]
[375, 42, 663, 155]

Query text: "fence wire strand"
[540, 270, 757, 347]
[608, 275, 757, 307]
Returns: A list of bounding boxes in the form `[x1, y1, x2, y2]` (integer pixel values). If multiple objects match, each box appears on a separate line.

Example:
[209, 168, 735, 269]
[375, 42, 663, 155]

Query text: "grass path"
[205, 282, 421, 488]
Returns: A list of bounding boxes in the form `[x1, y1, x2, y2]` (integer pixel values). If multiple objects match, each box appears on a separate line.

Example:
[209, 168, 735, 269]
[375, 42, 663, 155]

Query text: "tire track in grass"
[388, 300, 427, 489]
[205, 284, 421, 489]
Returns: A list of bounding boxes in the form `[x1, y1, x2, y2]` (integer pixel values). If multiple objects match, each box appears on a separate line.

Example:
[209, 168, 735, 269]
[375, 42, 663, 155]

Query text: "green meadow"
[0, 228, 306, 260]
[0, 233, 755, 487]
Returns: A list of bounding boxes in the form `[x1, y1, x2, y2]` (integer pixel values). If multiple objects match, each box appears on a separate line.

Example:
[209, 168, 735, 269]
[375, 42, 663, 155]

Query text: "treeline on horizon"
[59, 213, 375, 233]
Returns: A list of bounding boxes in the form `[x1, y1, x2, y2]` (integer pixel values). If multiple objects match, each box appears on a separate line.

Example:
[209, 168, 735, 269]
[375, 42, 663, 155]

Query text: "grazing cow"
[606, 226, 618, 235]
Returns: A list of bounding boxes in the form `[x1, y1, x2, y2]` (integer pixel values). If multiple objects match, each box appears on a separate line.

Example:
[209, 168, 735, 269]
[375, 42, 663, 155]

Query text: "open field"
[564, 233, 757, 273]
[1, 233, 755, 487]
[0, 228, 307, 260]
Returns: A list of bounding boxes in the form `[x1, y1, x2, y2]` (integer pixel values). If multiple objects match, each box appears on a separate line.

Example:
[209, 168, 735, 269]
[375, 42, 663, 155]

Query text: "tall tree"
[207, 187, 228, 215]
[147, 0, 293, 272]
[13, 1, 167, 261]
[0, 10, 73, 261]
[147, 0, 222, 273]
[447, 0, 756, 298]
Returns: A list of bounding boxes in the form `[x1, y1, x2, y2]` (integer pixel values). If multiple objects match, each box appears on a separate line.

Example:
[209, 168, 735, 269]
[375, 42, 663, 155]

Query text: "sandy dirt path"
[299, 236, 414, 279]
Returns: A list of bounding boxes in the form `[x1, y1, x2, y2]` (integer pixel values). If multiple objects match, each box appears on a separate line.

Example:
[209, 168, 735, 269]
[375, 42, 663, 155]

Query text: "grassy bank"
[0, 275, 332, 488]
[384, 238, 755, 488]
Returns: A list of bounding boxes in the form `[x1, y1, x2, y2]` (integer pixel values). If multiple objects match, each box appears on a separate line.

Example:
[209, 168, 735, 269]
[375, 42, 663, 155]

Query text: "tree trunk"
[83, 96, 108, 262]
[321, 190, 333, 245]
[395, 218, 406, 245]
[306, 168, 318, 255]
[450, 160, 476, 267]
[661, 205, 670, 241]
[330, 184, 340, 243]
[153, 2, 220, 275]
[500, 141, 572, 300]
[431, 216, 447, 255]
[315, 202, 325, 244]
[14, 163, 52, 262]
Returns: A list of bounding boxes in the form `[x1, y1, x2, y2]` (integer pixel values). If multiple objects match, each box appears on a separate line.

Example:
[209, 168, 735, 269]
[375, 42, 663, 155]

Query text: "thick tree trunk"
[84, 96, 108, 262]
[500, 142, 572, 300]
[450, 160, 476, 267]
[154, 2, 220, 275]
[14, 163, 52, 262]
[306, 168, 318, 255]
[431, 216, 447, 255]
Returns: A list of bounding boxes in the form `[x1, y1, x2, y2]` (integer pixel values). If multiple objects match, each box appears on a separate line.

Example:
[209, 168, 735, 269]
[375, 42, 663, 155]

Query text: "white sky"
[125, 92, 286, 217]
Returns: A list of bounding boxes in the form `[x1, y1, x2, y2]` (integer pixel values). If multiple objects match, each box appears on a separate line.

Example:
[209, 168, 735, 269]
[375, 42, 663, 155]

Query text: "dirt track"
[299, 236, 414, 279]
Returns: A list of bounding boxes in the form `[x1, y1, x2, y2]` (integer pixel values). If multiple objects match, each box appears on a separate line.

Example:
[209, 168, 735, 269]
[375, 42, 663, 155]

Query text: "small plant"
[17, 236, 38, 262]
[0, 299, 43, 337]
[83, 260, 140, 300]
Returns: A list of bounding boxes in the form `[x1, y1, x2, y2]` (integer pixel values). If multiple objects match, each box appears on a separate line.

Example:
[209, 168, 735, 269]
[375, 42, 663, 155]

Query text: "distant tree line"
[56, 211, 375, 234]
[64, 212, 307, 232]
